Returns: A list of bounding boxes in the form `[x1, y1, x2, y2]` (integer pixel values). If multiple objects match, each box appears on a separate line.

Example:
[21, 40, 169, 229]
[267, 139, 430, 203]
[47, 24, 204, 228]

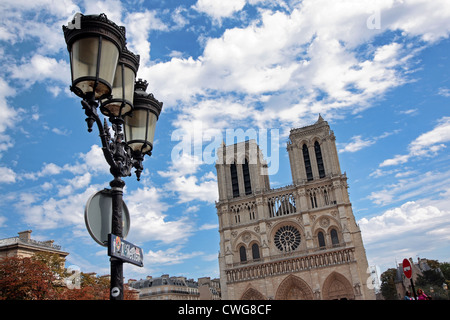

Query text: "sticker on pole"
[402, 258, 412, 279]
[111, 287, 120, 298]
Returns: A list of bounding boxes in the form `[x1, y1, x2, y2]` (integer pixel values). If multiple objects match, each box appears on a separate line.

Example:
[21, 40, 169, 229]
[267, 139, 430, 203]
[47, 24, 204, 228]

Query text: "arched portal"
[275, 275, 314, 300]
[322, 272, 355, 300]
[241, 288, 266, 300]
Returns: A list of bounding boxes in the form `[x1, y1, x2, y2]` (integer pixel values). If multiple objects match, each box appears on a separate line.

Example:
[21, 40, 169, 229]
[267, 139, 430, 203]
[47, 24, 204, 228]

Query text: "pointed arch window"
[251, 243, 260, 260]
[230, 162, 239, 198]
[330, 229, 339, 246]
[243, 158, 252, 195]
[314, 141, 326, 178]
[310, 192, 318, 209]
[318, 231, 326, 248]
[302, 144, 313, 181]
[239, 245, 247, 262]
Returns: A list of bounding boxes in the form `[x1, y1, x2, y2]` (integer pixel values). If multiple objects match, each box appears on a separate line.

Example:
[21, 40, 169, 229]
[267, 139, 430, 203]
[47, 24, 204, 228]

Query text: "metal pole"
[410, 278, 417, 300]
[110, 177, 125, 300]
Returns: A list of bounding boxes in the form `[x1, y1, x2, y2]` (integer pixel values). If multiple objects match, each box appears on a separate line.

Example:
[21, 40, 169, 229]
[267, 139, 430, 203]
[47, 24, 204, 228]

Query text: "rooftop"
[0, 230, 66, 253]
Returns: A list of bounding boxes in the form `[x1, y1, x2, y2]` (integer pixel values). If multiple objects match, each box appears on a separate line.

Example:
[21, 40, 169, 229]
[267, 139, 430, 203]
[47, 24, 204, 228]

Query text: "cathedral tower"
[215, 116, 375, 300]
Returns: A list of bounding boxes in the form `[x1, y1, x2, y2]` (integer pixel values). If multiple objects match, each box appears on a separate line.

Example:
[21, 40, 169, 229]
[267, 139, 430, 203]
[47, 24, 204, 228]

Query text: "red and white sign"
[403, 258, 412, 279]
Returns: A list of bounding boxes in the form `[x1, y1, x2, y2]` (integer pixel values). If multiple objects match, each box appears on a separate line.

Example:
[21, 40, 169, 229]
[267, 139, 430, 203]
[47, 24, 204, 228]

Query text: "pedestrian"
[404, 291, 414, 300]
[416, 289, 428, 300]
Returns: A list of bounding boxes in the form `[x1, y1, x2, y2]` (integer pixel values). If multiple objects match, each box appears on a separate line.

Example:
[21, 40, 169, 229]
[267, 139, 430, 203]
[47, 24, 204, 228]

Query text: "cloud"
[339, 135, 375, 153]
[0, 77, 18, 137]
[143, 0, 444, 131]
[14, 184, 102, 230]
[21, 145, 110, 181]
[164, 174, 218, 204]
[0, 166, 16, 183]
[368, 169, 450, 206]
[359, 201, 450, 242]
[83, 0, 124, 25]
[380, 116, 450, 167]
[9, 54, 70, 89]
[193, 0, 246, 22]
[125, 10, 169, 67]
[438, 87, 450, 97]
[145, 246, 204, 266]
[339, 130, 401, 153]
[359, 201, 450, 267]
[125, 186, 196, 244]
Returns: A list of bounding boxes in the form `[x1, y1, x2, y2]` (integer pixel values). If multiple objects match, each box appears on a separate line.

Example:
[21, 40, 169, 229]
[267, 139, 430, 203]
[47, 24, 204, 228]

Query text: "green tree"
[380, 268, 398, 300]
[415, 259, 448, 300]
[440, 262, 450, 281]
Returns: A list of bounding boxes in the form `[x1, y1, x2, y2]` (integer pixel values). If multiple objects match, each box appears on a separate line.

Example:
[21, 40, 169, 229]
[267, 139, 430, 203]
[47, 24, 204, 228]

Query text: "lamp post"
[63, 13, 163, 300]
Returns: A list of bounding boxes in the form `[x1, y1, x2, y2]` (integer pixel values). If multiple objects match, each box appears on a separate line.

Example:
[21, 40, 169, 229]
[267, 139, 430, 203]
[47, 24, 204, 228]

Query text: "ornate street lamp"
[124, 79, 163, 180]
[101, 47, 140, 119]
[63, 13, 163, 300]
[63, 13, 126, 101]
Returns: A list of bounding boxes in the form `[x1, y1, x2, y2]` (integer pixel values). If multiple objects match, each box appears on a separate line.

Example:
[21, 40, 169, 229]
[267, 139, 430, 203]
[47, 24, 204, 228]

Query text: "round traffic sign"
[402, 258, 412, 279]
[84, 189, 130, 247]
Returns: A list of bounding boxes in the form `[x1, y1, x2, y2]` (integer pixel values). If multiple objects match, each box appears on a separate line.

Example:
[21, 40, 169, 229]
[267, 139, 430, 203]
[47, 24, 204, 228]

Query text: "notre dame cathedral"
[215, 116, 375, 300]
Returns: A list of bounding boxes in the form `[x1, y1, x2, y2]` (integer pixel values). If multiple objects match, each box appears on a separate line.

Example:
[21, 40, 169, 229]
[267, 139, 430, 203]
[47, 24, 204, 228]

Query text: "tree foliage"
[0, 255, 135, 300]
[380, 268, 398, 300]
[0, 256, 58, 300]
[380, 258, 450, 300]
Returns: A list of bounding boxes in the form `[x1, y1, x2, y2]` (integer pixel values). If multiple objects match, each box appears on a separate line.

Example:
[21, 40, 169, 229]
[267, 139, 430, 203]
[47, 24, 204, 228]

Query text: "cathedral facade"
[215, 116, 375, 300]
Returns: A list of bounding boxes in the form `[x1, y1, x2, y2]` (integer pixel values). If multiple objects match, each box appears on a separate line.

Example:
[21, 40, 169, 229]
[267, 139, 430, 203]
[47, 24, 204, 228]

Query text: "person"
[404, 291, 414, 300]
[416, 289, 428, 300]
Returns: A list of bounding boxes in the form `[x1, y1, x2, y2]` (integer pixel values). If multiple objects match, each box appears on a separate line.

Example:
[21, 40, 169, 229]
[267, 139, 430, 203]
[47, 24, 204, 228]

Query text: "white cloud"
[0, 77, 17, 137]
[0, 215, 6, 227]
[83, 0, 124, 25]
[9, 54, 70, 89]
[380, 116, 450, 167]
[145, 246, 204, 266]
[339, 135, 375, 153]
[125, 186, 195, 244]
[164, 174, 218, 204]
[385, 0, 450, 43]
[0, 166, 16, 183]
[143, 0, 445, 131]
[15, 184, 102, 230]
[359, 201, 450, 267]
[198, 223, 218, 231]
[409, 117, 450, 156]
[380, 154, 410, 167]
[359, 201, 449, 242]
[193, 0, 246, 21]
[339, 130, 400, 153]
[438, 87, 450, 97]
[158, 150, 218, 204]
[22, 145, 109, 180]
[368, 169, 450, 206]
[125, 10, 168, 68]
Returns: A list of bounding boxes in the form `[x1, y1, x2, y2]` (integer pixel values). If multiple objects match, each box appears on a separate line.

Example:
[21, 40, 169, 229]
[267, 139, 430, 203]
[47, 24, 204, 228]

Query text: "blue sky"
[0, 0, 449, 282]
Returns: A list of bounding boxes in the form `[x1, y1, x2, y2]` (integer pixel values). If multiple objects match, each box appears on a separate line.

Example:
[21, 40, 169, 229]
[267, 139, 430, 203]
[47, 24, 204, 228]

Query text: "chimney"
[18, 230, 32, 241]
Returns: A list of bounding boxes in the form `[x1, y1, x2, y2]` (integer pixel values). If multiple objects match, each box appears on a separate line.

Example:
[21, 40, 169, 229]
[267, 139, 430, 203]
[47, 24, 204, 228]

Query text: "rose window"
[274, 225, 301, 252]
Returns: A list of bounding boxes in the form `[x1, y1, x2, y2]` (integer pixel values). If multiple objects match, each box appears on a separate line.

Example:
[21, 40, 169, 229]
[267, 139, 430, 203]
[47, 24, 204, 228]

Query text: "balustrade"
[225, 247, 355, 284]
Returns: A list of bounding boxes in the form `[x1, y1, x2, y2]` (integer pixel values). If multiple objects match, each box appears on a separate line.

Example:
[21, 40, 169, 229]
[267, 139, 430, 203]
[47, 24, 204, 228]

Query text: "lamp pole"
[110, 177, 125, 299]
[63, 13, 163, 300]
